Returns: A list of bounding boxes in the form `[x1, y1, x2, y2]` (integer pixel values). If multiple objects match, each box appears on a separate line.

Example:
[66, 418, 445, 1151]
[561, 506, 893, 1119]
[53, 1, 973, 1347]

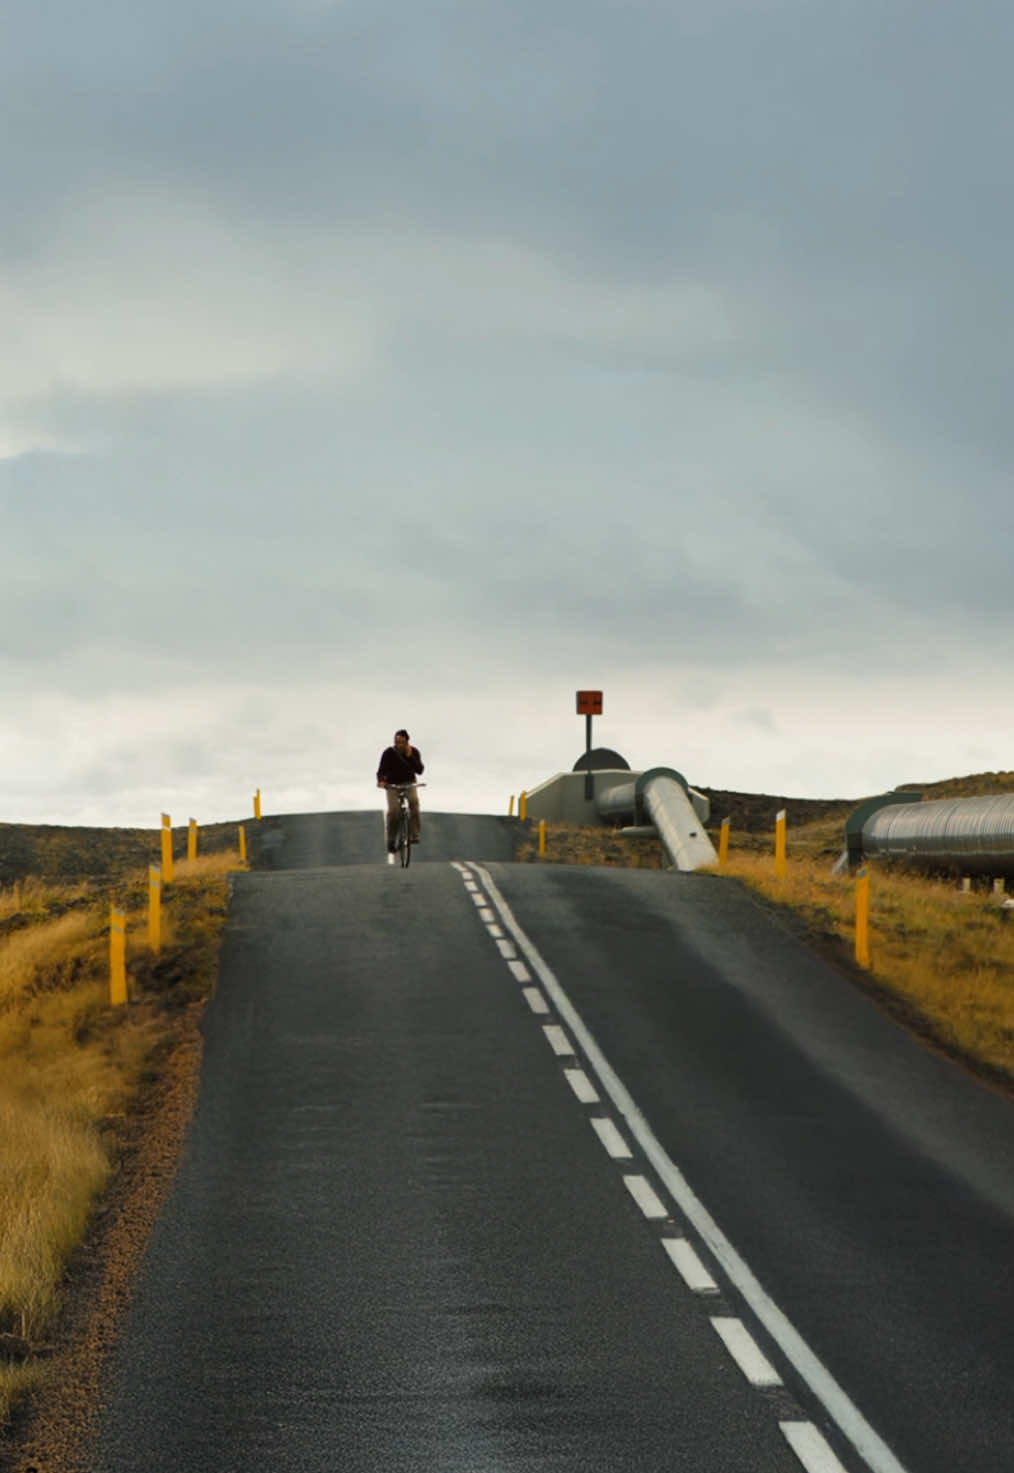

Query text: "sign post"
[855, 868, 870, 968]
[148, 864, 162, 953]
[575, 690, 603, 800]
[160, 813, 174, 885]
[109, 907, 127, 1007]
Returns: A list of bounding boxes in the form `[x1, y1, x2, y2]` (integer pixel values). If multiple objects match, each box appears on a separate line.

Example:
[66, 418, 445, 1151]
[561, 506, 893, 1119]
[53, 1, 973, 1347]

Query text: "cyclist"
[376, 729, 424, 855]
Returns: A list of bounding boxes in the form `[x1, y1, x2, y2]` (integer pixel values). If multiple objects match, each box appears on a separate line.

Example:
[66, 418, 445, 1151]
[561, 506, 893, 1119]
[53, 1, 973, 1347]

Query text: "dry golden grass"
[0, 851, 241, 1426]
[919, 769, 1014, 798]
[0, 878, 95, 924]
[517, 821, 666, 869]
[520, 819, 1014, 1090]
[0, 911, 99, 1007]
[0, 1091, 111, 1337]
[171, 851, 242, 882]
[0, 1364, 45, 1429]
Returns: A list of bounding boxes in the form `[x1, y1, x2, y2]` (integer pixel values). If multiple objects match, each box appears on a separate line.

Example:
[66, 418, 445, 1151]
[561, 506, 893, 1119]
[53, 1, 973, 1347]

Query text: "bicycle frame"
[386, 783, 425, 868]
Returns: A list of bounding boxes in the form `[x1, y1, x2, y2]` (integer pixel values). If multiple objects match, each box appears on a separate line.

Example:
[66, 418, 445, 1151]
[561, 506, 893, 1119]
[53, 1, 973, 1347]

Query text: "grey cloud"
[4, 332, 1007, 686]
[4, 0, 1014, 822]
[9, 3, 1011, 258]
[8, 0, 1012, 478]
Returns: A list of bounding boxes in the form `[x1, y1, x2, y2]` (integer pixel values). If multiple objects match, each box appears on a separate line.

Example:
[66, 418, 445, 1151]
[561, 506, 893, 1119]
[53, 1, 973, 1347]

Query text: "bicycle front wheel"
[398, 807, 412, 867]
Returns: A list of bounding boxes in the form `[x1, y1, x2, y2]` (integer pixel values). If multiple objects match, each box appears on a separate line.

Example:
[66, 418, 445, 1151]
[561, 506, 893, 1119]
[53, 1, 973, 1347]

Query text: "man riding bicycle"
[376, 729, 424, 855]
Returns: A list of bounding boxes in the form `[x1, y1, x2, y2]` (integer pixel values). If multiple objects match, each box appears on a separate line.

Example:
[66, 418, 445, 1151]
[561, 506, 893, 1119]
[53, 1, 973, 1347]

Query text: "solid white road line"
[623, 1174, 669, 1220]
[468, 862, 910, 1473]
[591, 1116, 633, 1159]
[508, 960, 532, 983]
[711, 1317, 783, 1387]
[780, 1422, 851, 1473]
[662, 1237, 719, 1293]
[543, 1024, 574, 1056]
[563, 1067, 600, 1104]
[522, 987, 550, 1015]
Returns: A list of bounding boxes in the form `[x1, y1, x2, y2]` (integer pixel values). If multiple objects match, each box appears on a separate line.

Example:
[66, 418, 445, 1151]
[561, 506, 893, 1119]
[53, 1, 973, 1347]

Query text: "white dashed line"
[623, 1174, 669, 1220]
[590, 1116, 633, 1159]
[780, 1422, 851, 1473]
[563, 1068, 600, 1104]
[542, 1024, 574, 1056]
[467, 862, 909, 1473]
[662, 1237, 719, 1293]
[462, 864, 850, 1465]
[711, 1317, 782, 1387]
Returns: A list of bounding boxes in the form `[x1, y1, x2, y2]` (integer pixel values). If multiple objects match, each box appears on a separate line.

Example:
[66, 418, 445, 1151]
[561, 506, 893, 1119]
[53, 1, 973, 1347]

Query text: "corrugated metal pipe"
[595, 767, 718, 872]
[844, 791, 1014, 878]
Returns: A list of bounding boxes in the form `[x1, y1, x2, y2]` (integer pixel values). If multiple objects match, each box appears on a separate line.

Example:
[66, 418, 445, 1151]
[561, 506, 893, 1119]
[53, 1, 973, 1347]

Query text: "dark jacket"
[377, 745, 424, 785]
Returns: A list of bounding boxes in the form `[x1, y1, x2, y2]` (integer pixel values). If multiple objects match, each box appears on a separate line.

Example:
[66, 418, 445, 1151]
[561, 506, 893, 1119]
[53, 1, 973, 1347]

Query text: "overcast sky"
[3, 0, 1012, 829]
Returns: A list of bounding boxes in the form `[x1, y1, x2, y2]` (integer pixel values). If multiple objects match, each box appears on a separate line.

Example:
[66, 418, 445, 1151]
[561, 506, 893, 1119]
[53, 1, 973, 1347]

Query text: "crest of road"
[91, 809, 1014, 1472]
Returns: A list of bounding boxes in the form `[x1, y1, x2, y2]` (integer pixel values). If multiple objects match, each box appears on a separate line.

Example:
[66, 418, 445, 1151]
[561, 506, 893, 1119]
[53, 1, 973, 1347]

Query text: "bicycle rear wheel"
[398, 806, 411, 868]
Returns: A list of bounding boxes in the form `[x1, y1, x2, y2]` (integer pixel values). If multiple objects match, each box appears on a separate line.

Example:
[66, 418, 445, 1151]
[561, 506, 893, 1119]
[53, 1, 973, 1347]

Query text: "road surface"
[89, 813, 1014, 1471]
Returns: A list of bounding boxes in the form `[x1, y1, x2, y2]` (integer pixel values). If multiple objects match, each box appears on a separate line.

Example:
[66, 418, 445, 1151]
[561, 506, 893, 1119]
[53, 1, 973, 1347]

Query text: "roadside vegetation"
[0, 852, 239, 1429]
[518, 772, 1014, 1094]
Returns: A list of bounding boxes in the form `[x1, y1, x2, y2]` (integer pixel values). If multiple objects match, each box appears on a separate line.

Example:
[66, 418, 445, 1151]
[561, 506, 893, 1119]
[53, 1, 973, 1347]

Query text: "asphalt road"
[89, 815, 1014, 1472]
[247, 807, 525, 868]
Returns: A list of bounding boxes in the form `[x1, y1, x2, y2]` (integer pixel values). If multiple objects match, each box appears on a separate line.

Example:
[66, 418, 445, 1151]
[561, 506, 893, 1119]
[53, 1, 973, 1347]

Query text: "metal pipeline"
[847, 792, 1014, 877]
[595, 767, 718, 872]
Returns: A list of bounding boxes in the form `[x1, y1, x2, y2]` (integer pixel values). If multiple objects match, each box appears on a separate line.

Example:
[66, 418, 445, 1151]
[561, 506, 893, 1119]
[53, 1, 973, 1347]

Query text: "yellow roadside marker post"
[519, 791, 528, 821]
[775, 809, 787, 879]
[718, 818, 730, 869]
[238, 825, 247, 865]
[855, 868, 871, 968]
[254, 788, 262, 820]
[538, 820, 547, 857]
[161, 813, 174, 884]
[148, 865, 162, 953]
[109, 907, 127, 1007]
[508, 795, 515, 816]
[188, 818, 198, 862]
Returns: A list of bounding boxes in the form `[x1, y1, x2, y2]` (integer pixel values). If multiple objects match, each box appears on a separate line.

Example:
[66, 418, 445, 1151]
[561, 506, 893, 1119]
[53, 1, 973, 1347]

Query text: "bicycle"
[386, 783, 425, 868]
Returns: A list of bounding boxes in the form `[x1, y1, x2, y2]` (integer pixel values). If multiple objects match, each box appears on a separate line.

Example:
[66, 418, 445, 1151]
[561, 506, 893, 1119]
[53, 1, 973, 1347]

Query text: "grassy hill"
[0, 819, 243, 890]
